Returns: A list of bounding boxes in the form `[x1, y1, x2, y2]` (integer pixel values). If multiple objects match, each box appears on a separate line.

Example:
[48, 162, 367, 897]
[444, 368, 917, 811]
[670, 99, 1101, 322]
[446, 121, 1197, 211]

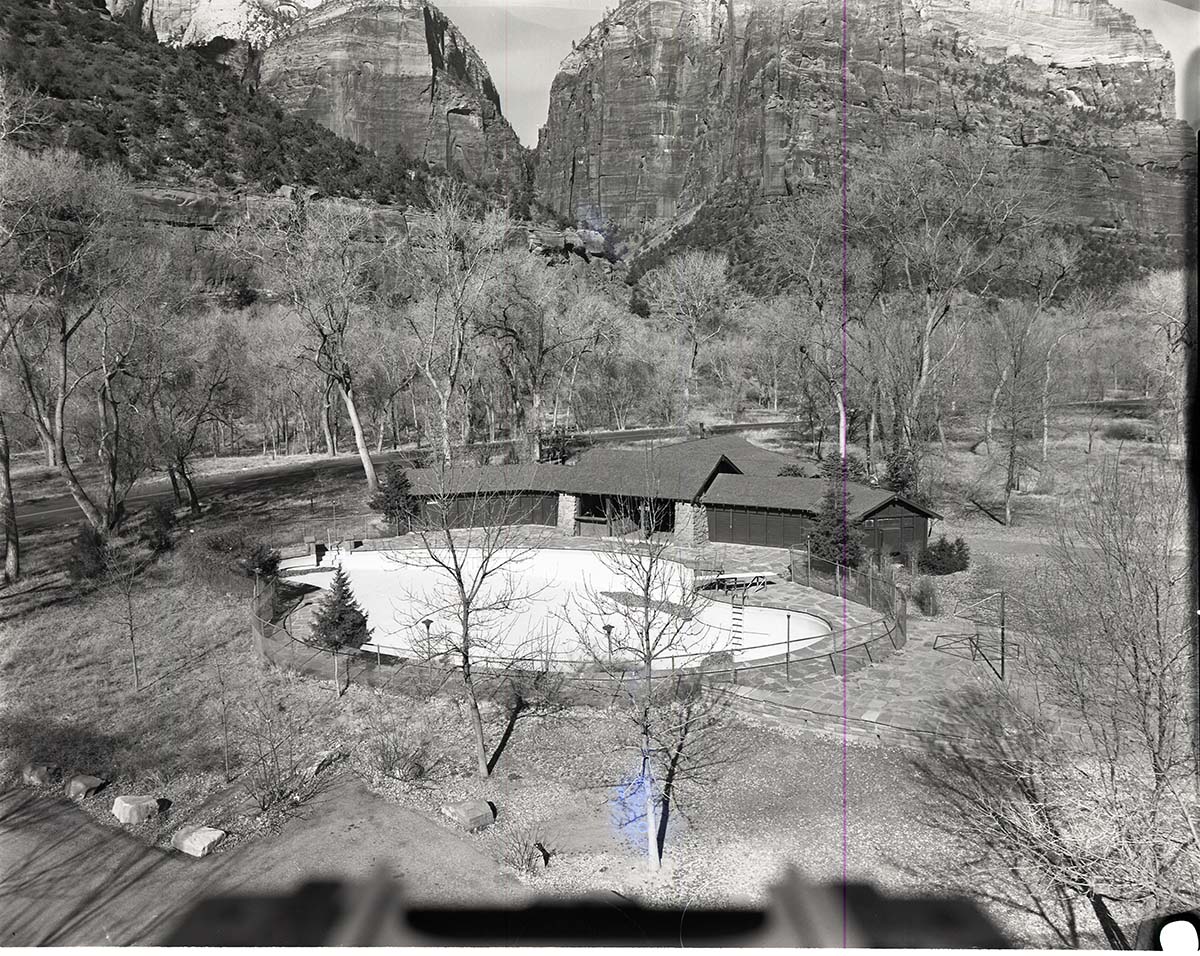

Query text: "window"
[577, 494, 606, 519]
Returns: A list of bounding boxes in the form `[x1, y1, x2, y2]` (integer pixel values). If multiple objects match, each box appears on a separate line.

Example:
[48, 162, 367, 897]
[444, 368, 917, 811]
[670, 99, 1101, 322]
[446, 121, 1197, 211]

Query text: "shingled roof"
[651, 434, 819, 478]
[562, 448, 736, 501]
[701, 474, 942, 520]
[407, 463, 568, 497]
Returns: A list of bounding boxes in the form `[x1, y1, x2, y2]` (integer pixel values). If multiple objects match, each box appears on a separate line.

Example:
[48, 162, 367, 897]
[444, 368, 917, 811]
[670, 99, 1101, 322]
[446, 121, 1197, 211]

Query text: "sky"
[440, 0, 1200, 146]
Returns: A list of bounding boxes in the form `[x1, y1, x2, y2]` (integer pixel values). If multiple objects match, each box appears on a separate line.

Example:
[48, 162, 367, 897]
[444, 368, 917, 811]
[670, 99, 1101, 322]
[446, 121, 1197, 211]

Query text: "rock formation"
[534, 0, 1195, 239]
[105, 0, 528, 189]
[259, 0, 527, 184]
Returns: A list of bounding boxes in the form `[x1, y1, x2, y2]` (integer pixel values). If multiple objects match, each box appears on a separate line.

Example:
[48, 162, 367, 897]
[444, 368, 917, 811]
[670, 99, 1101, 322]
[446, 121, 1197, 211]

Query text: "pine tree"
[809, 457, 865, 569]
[313, 565, 371, 654]
[369, 464, 417, 529]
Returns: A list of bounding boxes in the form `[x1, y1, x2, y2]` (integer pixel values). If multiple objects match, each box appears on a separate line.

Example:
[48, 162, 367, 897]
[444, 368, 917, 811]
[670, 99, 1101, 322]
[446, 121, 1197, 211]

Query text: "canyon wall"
[260, 0, 527, 182]
[106, 0, 528, 187]
[534, 0, 1195, 238]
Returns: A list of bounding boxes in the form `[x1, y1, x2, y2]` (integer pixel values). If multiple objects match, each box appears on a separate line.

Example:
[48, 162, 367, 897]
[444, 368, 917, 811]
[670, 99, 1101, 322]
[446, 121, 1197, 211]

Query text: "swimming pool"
[280, 546, 830, 668]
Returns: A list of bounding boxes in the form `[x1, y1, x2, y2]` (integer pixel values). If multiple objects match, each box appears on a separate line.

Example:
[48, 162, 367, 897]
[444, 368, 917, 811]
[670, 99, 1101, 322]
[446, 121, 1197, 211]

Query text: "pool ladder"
[730, 595, 745, 651]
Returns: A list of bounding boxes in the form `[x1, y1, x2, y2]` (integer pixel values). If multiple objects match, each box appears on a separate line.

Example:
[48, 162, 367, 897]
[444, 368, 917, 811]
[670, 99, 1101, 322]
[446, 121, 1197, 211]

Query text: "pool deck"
[276, 528, 998, 748]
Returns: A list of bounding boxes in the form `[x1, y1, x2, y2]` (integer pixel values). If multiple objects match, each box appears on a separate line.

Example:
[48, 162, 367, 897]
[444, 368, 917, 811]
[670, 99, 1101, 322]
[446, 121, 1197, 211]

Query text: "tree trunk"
[835, 387, 847, 461]
[166, 464, 182, 504]
[1086, 892, 1130, 950]
[643, 750, 659, 872]
[54, 394, 107, 534]
[0, 413, 19, 583]
[462, 654, 490, 777]
[979, 368, 1007, 453]
[866, 387, 879, 478]
[321, 380, 336, 457]
[529, 390, 543, 462]
[439, 390, 454, 464]
[178, 459, 201, 515]
[338, 382, 379, 493]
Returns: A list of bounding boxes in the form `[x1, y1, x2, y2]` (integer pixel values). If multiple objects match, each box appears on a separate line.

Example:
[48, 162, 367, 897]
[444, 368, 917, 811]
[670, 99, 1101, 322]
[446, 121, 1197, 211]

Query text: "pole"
[806, 536, 811, 587]
[786, 613, 791, 683]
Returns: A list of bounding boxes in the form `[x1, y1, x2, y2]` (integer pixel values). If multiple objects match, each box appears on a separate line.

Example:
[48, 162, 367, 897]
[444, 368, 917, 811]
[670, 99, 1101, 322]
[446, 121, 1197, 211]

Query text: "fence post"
[868, 571, 873, 610]
[806, 536, 811, 587]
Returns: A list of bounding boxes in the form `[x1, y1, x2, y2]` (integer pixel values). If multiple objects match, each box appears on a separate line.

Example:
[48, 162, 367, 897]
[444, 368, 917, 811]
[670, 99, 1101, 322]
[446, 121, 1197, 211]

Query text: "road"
[15, 420, 799, 533]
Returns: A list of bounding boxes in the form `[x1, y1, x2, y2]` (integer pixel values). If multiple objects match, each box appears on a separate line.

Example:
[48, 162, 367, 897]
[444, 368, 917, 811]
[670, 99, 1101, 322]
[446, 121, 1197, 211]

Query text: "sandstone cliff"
[259, 0, 527, 184]
[106, 0, 528, 189]
[534, 0, 1195, 239]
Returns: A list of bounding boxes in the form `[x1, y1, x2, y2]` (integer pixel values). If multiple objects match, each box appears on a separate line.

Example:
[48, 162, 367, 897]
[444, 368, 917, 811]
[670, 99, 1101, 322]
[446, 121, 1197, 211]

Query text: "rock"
[441, 798, 496, 832]
[534, 0, 1192, 245]
[172, 825, 227, 858]
[21, 764, 53, 786]
[112, 794, 161, 825]
[304, 749, 347, 779]
[259, 0, 526, 188]
[65, 774, 105, 800]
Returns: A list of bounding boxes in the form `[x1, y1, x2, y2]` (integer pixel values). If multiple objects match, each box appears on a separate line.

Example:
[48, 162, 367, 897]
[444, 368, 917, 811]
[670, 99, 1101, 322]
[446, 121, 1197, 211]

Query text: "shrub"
[66, 525, 109, 582]
[500, 824, 553, 876]
[141, 501, 177, 553]
[351, 710, 437, 786]
[234, 685, 318, 813]
[181, 526, 281, 593]
[1103, 420, 1146, 442]
[912, 576, 940, 616]
[918, 535, 971, 575]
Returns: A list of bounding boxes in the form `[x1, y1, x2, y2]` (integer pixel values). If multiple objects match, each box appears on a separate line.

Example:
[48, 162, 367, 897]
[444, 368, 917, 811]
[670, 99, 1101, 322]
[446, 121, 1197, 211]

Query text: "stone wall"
[556, 493, 578, 535]
[673, 501, 709, 546]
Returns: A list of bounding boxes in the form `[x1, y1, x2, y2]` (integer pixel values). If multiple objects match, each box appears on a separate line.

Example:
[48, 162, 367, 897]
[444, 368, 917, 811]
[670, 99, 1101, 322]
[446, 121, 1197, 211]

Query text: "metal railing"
[250, 559, 909, 695]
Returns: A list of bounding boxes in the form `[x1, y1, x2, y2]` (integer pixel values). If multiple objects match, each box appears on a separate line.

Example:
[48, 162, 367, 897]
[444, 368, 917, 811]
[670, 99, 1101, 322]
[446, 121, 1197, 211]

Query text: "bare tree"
[233, 197, 384, 491]
[387, 463, 556, 777]
[851, 133, 1047, 455]
[640, 250, 736, 426]
[913, 459, 1195, 947]
[103, 547, 148, 691]
[399, 182, 512, 463]
[561, 475, 730, 871]
[482, 251, 609, 460]
[146, 310, 237, 514]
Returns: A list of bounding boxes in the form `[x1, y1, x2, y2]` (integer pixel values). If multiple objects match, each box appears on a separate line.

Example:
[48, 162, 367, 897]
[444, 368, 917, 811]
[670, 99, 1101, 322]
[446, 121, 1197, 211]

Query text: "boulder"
[172, 825, 226, 858]
[303, 748, 347, 779]
[21, 764, 53, 786]
[112, 794, 160, 825]
[441, 798, 496, 832]
[65, 774, 105, 800]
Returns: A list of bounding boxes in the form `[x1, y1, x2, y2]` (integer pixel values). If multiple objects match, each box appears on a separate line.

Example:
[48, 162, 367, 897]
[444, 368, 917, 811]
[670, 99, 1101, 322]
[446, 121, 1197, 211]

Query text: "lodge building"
[406, 435, 940, 556]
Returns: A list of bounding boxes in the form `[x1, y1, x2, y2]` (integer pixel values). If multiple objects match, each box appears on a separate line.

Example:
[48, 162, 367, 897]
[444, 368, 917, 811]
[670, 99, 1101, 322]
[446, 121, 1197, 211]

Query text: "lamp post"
[603, 623, 614, 661]
[422, 618, 434, 683]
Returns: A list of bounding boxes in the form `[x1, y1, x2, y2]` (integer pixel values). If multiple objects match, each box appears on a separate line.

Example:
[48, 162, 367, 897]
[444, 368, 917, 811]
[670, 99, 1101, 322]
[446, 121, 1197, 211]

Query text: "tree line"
[1, 75, 1187, 584]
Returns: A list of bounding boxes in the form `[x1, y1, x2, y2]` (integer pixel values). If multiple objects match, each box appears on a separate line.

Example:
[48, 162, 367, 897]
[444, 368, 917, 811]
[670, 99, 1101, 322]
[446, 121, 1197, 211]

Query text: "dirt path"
[0, 774, 526, 945]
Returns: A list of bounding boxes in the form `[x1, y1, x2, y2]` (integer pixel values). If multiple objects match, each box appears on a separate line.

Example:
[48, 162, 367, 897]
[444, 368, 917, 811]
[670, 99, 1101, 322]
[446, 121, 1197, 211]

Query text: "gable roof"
[701, 474, 942, 520]
[562, 448, 739, 501]
[650, 434, 818, 478]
